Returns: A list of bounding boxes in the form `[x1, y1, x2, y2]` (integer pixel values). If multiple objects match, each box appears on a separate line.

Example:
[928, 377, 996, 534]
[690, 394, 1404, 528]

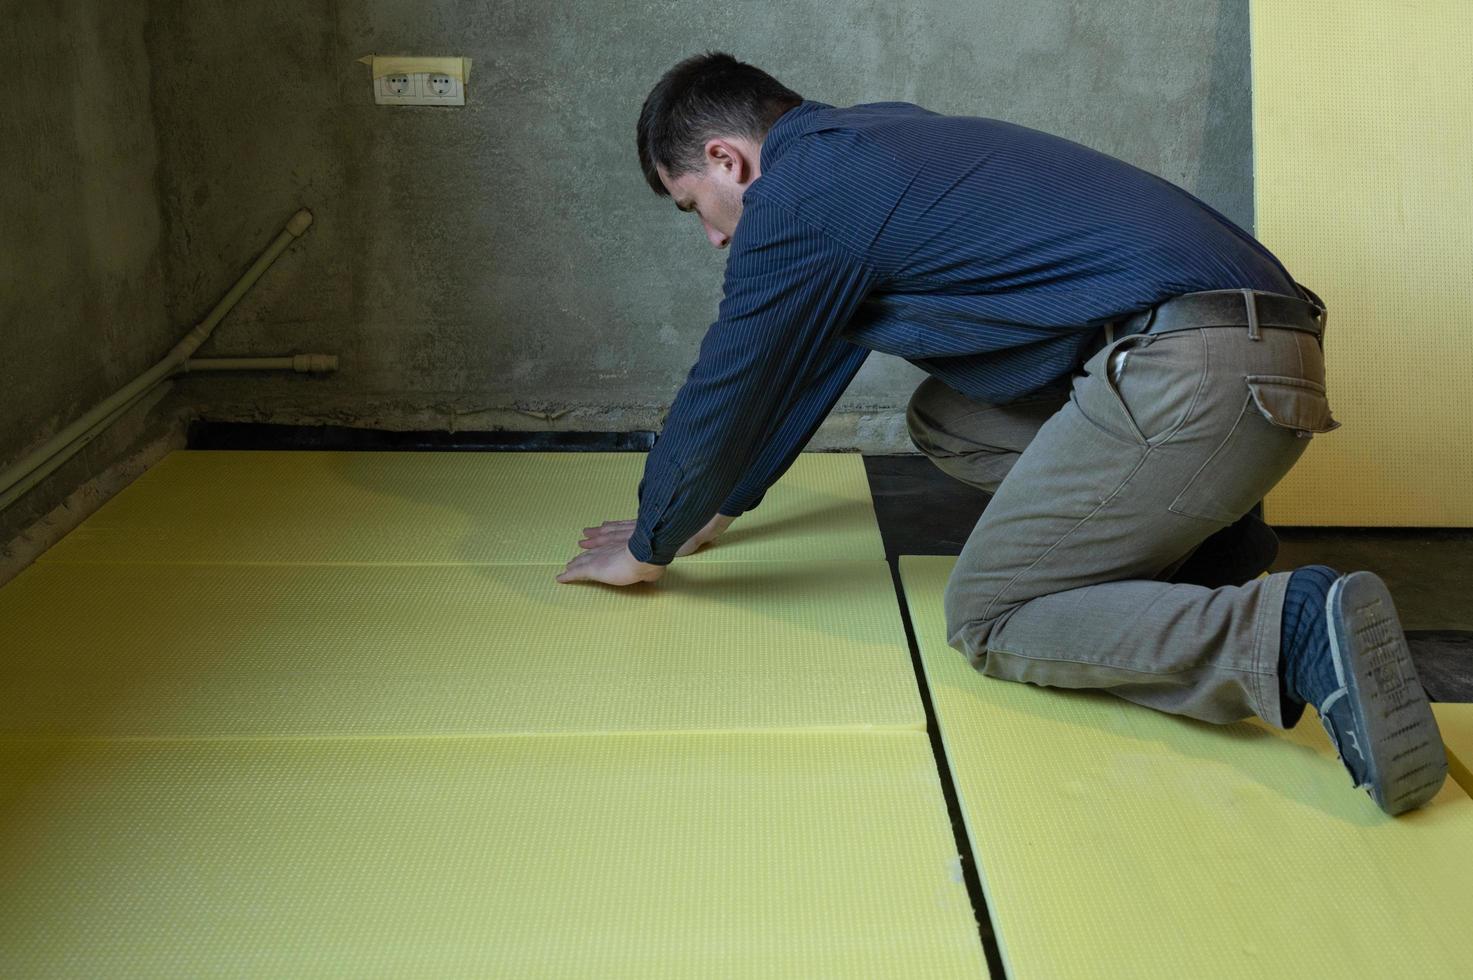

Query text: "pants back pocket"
[1168, 375, 1340, 524]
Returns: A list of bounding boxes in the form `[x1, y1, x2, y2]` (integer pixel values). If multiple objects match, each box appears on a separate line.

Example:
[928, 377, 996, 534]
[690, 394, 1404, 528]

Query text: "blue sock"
[1279, 565, 1342, 710]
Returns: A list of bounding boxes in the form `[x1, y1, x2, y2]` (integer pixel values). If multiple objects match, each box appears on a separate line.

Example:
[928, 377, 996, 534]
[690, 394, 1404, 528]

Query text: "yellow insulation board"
[0, 733, 987, 978]
[1434, 703, 1473, 798]
[0, 559, 923, 737]
[41, 450, 885, 564]
[1252, 1, 1473, 525]
[899, 556, 1473, 979]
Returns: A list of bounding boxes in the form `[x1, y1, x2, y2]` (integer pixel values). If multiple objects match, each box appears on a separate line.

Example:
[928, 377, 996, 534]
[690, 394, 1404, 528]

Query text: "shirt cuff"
[626, 532, 674, 567]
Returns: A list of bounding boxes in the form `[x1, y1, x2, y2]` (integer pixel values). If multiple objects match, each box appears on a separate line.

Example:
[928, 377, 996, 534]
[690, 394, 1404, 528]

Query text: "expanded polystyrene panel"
[1434, 703, 1473, 798]
[40, 451, 885, 564]
[0, 559, 923, 737]
[1252, 1, 1473, 525]
[0, 733, 986, 978]
[899, 555, 1473, 979]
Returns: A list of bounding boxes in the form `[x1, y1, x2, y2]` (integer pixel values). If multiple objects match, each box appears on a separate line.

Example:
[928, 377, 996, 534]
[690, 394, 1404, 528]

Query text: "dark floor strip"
[861, 455, 1473, 702]
[188, 422, 655, 452]
[884, 559, 1007, 978]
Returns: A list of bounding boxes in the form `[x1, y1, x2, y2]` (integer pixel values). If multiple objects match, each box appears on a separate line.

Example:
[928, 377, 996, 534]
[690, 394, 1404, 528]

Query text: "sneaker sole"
[1325, 571, 1448, 815]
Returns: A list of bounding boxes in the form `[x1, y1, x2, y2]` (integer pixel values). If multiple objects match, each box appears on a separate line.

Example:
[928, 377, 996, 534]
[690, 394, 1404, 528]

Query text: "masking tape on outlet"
[357, 55, 471, 82]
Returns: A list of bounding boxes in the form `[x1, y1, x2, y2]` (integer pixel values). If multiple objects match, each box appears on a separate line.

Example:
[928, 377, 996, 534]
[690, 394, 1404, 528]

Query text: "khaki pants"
[907, 321, 1339, 727]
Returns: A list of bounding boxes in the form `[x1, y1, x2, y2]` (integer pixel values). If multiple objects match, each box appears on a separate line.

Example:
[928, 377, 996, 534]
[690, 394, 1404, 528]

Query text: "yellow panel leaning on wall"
[1252, 0, 1473, 526]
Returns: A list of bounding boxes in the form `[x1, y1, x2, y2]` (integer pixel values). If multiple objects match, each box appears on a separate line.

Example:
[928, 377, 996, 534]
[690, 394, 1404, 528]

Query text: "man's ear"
[705, 138, 752, 183]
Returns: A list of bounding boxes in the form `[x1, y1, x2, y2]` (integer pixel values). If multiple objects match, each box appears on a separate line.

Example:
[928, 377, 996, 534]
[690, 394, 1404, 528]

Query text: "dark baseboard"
[186, 422, 656, 452]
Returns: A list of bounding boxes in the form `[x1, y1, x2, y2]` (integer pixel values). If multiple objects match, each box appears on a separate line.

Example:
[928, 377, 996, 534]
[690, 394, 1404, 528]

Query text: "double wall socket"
[372, 61, 466, 106]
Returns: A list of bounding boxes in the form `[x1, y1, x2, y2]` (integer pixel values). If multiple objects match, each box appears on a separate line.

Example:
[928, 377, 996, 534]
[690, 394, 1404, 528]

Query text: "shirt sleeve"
[628, 196, 880, 565]
[715, 338, 871, 518]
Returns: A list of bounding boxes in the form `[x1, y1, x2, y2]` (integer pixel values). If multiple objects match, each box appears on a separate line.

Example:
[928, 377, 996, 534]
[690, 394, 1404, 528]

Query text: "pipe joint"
[0, 207, 316, 511]
[172, 324, 213, 362]
[293, 353, 338, 374]
[286, 209, 314, 237]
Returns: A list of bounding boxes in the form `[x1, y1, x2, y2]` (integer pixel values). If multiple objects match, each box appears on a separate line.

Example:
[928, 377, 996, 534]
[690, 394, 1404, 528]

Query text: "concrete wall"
[145, 0, 1254, 449]
[0, 2, 185, 573]
[2, 0, 1255, 573]
[0, 0, 1253, 573]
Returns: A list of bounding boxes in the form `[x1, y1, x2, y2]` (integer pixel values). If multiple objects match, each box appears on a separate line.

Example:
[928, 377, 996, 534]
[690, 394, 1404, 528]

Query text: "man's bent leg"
[944, 325, 1336, 728]
[907, 372, 1281, 589]
[906, 376, 1068, 494]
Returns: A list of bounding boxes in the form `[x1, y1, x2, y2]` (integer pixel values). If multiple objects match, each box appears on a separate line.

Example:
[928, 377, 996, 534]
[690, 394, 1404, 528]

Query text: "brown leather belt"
[1113, 286, 1327, 342]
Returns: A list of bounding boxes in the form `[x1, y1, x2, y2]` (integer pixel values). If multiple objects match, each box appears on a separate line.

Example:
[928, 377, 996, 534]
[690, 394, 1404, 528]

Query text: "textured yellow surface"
[0, 733, 986, 979]
[900, 556, 1473, 979]
[1433, 704, 1473, 798]
[0, 453, 988, 975]
[0, 559, 923, 737]
[41, 450, 884, 564]
[1252, 1, 1473, 525]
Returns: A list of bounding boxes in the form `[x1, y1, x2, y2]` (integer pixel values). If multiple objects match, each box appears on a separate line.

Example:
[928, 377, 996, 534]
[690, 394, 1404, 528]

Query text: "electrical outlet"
[416, 72, 464, 105]
[363, 55, 470, 106]
[370, 59, 467, 106]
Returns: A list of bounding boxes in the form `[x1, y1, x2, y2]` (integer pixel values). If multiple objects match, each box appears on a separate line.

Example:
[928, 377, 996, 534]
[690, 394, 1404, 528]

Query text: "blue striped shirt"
[629, 99, 1297, 565]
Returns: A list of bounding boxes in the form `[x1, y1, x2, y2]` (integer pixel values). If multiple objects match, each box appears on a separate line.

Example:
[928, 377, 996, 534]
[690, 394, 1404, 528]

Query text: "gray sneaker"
[1321, 571, 1448, 815]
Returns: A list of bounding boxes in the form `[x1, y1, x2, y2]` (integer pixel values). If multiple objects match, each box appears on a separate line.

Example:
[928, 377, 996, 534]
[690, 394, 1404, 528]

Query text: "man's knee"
[942, 567, 1005, 663]
[905, 376, 953, 456]
[907, 378, 1023, 494]
[907, 376, 1007, 462]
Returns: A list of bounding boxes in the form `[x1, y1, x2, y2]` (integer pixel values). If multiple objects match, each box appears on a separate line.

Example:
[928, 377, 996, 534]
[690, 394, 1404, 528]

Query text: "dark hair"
[636, 52, 803, 196]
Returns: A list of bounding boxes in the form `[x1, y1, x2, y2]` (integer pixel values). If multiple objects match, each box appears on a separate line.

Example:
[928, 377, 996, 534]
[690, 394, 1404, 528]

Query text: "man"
[558, 52, 1447, 815]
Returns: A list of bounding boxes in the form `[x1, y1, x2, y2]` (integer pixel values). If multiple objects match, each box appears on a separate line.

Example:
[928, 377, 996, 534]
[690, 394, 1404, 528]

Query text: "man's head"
[636, 52, 802, 248]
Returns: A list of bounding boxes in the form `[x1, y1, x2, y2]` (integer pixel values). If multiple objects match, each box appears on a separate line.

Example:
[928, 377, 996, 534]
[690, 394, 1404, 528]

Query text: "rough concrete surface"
[0, 2, 181, 570]
[3, 1, 1256, 572]
[0, 387, 191, 588]
[143, 0, 1255, 448]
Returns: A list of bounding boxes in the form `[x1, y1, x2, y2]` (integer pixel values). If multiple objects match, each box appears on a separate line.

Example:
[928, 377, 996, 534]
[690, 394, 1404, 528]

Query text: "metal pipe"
[0, 209, 313, 510]
[0, 351, 334, 513]
[0, 383, 170, 514]
[179, 354, 338, 374]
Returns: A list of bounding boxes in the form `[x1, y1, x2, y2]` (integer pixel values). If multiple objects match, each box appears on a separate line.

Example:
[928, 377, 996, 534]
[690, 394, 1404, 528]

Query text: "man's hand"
[556, 543, 665, 586]
[577, 513, 735, 558]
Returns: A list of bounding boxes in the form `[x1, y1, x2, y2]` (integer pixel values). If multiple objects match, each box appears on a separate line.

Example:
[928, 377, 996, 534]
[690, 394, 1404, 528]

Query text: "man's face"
[658, 136, 762, 250]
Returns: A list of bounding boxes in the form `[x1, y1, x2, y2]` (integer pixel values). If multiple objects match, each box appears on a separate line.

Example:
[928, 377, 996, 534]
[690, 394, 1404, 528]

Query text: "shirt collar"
[760, 100, 831, 173]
